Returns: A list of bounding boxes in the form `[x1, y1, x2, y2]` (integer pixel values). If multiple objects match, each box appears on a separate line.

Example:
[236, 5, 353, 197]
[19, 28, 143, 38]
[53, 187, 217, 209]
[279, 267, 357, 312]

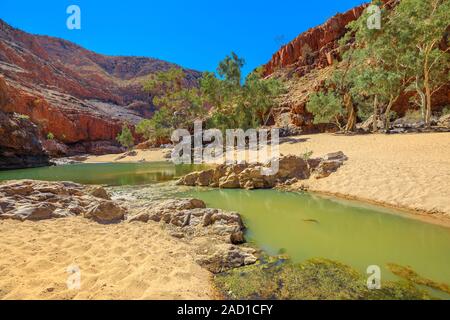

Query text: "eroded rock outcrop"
[177, 152, 348, 190]
[263, 5, 367, 77]
[126, 198, 258, 273]
[0, 180, 125, 222]
[0, 110, 50, 169]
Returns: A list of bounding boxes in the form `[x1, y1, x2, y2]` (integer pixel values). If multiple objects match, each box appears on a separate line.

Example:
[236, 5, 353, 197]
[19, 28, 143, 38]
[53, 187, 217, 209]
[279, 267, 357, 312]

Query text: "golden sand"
[281, 133, 450, 218]
[0, 217, 213, 300]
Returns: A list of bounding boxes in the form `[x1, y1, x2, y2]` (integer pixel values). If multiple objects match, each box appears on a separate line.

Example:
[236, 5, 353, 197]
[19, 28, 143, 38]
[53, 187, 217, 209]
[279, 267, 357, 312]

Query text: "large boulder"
[84, 201, 126, 223]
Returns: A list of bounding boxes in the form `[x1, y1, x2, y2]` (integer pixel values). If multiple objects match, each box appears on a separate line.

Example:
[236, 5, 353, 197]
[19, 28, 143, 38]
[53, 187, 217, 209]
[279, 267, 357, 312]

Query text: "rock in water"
[177, 152, 348, 189]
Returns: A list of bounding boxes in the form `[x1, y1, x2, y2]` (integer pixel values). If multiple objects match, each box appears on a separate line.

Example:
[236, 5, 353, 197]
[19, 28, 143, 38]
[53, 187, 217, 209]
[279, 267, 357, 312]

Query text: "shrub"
[116, 125, 134, 149]
[16, 114, 30, 120]
[404, 109, 423, 122]
[442, 106, 450, 116]
[47, 132, 55, 140]
[306, 92, 344, 128]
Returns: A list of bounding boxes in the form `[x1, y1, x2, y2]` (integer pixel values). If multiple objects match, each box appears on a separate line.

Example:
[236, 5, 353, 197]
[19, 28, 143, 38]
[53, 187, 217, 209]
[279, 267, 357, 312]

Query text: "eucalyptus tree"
[392, 0, 450, 127]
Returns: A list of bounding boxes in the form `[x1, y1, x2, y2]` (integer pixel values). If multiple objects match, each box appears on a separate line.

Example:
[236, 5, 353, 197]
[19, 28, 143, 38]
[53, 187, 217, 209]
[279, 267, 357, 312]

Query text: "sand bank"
[85, 132, 450, 219]
[0, 217, 214, 300]
[281, 133, 450, 219]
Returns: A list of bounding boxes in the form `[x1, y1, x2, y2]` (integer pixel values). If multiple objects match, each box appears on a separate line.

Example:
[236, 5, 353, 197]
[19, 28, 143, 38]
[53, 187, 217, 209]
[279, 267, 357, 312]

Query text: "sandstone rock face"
[177, 152, 348, 190]
[263, 5, 366, 77]
[0, 110, 50, 169]
[0, 19, 201, 157]
[127, 198, 257, 273]
[0, 180, 126, 222]
[0, 77, 50, 169]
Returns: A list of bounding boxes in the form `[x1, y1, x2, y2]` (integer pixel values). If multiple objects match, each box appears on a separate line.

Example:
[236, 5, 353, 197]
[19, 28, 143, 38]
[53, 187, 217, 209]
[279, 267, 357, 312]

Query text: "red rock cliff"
[263, 5, 366, 77]
[0, 19, 200, 152]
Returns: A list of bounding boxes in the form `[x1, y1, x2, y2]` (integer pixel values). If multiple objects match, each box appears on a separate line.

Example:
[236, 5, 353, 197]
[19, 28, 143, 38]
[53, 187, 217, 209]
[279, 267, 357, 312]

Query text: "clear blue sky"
[1, 0, 366, 75]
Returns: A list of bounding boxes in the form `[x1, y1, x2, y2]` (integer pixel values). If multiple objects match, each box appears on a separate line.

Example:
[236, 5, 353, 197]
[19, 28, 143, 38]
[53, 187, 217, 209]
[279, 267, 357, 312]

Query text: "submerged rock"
[177, 152, 348, 190]
[0, 180, 125, 223]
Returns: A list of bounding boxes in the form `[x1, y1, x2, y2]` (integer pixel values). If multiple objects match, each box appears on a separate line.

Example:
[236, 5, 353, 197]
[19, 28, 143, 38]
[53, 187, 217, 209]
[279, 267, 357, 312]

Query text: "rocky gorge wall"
[0, 19, 201, 160]
[262, 0, 449, 132]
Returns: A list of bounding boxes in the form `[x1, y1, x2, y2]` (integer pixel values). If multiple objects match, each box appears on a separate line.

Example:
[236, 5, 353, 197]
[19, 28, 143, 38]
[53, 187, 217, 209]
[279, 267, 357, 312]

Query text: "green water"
[2, 163, 450, 296]
[181, 189, 450, 288]
[0, 162, 207, 186]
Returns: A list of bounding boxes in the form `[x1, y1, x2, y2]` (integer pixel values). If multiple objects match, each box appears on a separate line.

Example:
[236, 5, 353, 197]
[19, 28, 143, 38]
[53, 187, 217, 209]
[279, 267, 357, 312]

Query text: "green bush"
[47, 132, 55, 140]
[306, 92, 344, 127]
[404, 109, 423, 122]
[442, 106, 450, 116]
[116, 125, 134, 149]
[16, 114, 30, 120]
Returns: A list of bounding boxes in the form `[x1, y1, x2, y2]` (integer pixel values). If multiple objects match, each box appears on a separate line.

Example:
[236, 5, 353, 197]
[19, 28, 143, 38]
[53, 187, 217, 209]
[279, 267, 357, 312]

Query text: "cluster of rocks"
[126, 198, 258, 273]
[358, 114, 450, 134]
[176, 152, 348, 190]
[0, 180, 126, 223]
[0, 180, 258, 273]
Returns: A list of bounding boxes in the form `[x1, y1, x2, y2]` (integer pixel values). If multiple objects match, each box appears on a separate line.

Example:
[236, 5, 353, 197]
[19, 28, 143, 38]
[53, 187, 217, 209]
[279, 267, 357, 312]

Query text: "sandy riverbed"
[0, 217, 214, 300]
[284, 133, 450, 220]
[85, 132, 450, 219]
[2, 132, 449, 300]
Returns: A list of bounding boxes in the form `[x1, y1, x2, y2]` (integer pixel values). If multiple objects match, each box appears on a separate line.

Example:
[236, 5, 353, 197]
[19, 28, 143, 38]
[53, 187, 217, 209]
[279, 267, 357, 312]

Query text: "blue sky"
[1, 0, 366, 75]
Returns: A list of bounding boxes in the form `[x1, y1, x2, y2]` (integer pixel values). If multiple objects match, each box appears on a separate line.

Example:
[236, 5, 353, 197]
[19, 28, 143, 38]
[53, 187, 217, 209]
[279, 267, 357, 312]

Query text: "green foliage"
[442, 106, 450, 116]
[136, 108, 174, 143]
[306, 92, 344, 128]
[391, 0, 450, 125]
[142, 67, 205, 142]
[404, 109, 423, 122]
[202, 52, 285, 132]
[214, 257, 431, 300]
[116, 125, 134, 149]
[46, 132, 55, 140]
[312, 0, 449, 131]
[16, 114, 30, 120]
[301, 150, 314, 160]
